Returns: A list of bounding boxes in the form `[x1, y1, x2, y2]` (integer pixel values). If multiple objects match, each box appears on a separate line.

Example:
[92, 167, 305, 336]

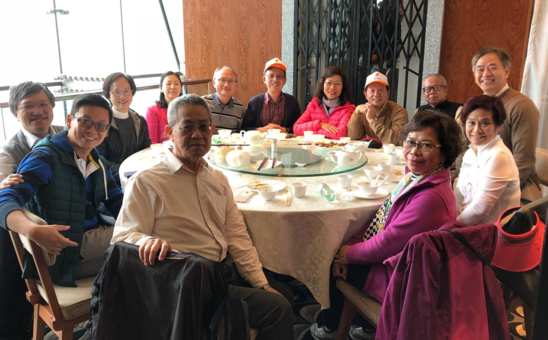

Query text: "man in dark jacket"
[242, 58, 301, 133]
[0, 93, 123, 288]
[415, 73, 462, 119]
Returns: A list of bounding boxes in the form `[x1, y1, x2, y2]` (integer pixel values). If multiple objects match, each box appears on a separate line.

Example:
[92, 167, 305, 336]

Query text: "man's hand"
[0, 174, 24, 191]
[332, 262, 348, 279]
[139, 237, 181, 266]
[266, 286, 283, 296]
[335, 244, 351, 265]
[258, 123, 287, 133]
[320, 122, 339, 134]
[364, 103, 379, 123]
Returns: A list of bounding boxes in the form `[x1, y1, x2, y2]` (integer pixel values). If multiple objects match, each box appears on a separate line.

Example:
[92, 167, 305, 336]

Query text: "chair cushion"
[336, 279, 381, 325]
[37, 276, 94, 319]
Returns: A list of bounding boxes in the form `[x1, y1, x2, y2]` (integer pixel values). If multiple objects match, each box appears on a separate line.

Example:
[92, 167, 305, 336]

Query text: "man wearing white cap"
[242, 58, 301, 133]
[347, 72, 408, 145]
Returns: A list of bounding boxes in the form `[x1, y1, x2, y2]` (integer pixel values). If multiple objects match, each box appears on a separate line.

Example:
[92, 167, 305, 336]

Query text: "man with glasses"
[112, 95, 293, 339]
[415, 74, 462, 119]
[347, 71, 408, 145]
[0, 81, 65, 339]
[471, 46, 541, 203]
[242, 58, 301, 133]
[0, 93, 123, 294]
[203, 66, 245, 133]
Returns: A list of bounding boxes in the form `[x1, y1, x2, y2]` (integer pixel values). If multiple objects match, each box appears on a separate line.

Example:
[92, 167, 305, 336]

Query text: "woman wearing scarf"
[293, 66, 355, 139]
[311, 111, 463, 340]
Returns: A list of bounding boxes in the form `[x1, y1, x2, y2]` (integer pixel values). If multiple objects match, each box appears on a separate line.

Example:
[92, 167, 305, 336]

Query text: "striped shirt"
[203, 93, 245, 132]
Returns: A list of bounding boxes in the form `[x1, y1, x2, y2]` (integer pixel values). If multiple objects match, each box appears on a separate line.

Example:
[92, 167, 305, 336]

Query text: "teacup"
[339, 137, 351, 143]
[267, 129, 281, 136]
[338, 174, 353, 189]
[217, 129, 232, 139]
[150, 143, 164, 157]
[383, 144, 395, 154]
[291, 182, 307, 198]
[304, 131, 314, 139]
[231, 133, 243, 143]
[377, 161, 391, 172]
[389, 153, 400, 165]
[357, 181, 379, 196]
[257, 185, 277, 201]
[276, 133, 287, 140]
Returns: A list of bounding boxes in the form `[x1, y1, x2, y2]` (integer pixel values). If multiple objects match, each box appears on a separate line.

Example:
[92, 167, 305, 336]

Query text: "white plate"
[381, 169, 405, 183]
[351, 187, 389, 200]
[247, 180, 286, 192]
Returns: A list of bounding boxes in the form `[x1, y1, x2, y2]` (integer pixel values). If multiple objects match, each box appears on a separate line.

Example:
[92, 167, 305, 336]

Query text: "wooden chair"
[335, 279, 381, 340]
[535, 148, 548, 187]
[9, 210, 93, 340]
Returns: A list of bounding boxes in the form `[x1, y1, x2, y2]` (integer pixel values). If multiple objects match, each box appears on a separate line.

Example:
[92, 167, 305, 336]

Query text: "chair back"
[535, 148, 548, 187]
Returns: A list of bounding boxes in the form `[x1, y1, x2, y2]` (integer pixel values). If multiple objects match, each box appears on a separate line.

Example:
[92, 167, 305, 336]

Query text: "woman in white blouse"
[455, 95, 520, 225]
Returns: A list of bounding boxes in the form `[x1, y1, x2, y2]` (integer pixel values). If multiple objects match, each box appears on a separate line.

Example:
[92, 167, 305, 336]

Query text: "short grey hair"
[167, 94, 212, 127]
[9, 81, 56, 114]
[472, 46, 512, 71]
[213, 66, 239, 82]
[424, 73, 447, 87]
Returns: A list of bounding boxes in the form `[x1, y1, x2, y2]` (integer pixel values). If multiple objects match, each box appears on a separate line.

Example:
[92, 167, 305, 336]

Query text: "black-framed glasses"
[217, 78, 237, 85]
[403, 140, 441, 153]
[422, 85, 446, 93]
[110, 90, 133, 97]
[75, 118, 110, 132]
[175, 123, 212, 135]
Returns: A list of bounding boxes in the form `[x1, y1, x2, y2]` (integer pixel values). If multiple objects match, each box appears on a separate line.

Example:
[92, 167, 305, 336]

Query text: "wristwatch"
[262, 284, 271, 290]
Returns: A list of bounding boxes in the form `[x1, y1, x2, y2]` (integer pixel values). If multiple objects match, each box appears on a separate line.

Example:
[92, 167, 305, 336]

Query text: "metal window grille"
[294, 0, 427, 109]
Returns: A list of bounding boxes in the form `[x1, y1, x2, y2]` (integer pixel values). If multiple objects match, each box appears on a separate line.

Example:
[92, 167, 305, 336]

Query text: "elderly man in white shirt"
[112, 94, 293, 340]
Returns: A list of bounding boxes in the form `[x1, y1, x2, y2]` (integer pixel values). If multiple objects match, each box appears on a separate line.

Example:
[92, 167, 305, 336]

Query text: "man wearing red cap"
[347, 72, 408, 145]
[242, 58, 301, 133]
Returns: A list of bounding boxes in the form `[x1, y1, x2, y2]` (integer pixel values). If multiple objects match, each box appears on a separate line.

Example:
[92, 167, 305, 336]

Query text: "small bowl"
[277, 133, 287, 140]
[311, 134, 325, 141]
[357, 181, 379, 196]
[363, 166, 383, 178]
[377, 161, 392, 172]
[257, 185, 277, 201]
[339, 137, 351, 143]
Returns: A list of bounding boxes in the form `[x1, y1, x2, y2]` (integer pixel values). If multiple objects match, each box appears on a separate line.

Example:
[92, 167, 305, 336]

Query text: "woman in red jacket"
[293, 66, 355, 139]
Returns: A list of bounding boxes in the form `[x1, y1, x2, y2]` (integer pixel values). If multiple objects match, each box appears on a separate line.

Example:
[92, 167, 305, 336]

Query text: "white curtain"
[521, 0, 548, 150]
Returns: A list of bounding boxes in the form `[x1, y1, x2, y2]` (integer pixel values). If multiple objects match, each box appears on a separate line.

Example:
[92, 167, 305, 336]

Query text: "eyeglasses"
[422, 85, 446, 93]
[325, 81, 343, 87]
[403, 140, 441, 152]
[75, 118, 110, 132]
[18, 102, 53, 113]
[175, 123, 212, 135]
[266, 74, 285, 80]
[110, 90, 133, 97]
[217, 78, 237, 85]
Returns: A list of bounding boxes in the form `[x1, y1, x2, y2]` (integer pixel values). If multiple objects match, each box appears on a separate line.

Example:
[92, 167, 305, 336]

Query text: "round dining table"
[119, 139, 405, 307]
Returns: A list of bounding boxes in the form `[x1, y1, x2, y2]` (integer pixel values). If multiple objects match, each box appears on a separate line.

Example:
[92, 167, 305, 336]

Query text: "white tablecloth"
[119, 147, 404, 307]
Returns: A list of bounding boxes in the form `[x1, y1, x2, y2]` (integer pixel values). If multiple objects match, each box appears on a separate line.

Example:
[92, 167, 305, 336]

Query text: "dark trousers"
[0, 228, 32, 340]
[224, 256, 294, 340]
[318, 264, 371, 331]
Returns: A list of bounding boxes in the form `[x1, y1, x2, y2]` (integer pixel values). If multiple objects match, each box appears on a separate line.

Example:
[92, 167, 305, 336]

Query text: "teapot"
[226, 150, 251, 167]
[344, 142, 369, 154]
[327, 150, 363, 167]
[240, 130, 267, 145]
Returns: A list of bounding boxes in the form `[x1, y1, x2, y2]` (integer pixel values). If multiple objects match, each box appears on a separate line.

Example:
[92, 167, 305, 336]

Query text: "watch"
[262, 284, 271, 290]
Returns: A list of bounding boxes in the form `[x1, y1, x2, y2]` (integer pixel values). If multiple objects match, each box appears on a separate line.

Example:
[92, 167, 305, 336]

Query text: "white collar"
[494, 84, 510, 97]
[112, 108, 130, 119]
[21, 126, 56, 148]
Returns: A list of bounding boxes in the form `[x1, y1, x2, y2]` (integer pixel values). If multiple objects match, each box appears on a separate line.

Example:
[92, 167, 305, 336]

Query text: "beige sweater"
[347, 101, 409, 145]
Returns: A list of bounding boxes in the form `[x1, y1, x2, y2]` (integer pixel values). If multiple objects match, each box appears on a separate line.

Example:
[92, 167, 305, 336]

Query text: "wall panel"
[183, 0, 282, 107]
[439, 0, 534, 104]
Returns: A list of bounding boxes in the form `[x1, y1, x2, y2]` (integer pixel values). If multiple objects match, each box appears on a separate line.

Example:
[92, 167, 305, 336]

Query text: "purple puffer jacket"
[293, 98, 355, 139]
[345, 168, 457, 302]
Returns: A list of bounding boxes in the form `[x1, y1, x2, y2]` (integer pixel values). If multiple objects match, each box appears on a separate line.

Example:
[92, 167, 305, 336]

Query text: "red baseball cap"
[492, 207, 545, 272]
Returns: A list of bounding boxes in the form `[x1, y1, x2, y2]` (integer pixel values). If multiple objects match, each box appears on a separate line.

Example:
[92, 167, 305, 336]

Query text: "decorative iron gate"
[294, 0, 427, 110]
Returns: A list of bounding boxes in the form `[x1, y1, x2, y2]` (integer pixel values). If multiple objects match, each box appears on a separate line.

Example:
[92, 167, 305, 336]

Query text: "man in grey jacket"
[0, 81, 64, 339]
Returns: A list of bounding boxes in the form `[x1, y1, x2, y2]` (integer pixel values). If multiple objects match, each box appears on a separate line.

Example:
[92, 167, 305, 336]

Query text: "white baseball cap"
[365, 72, 389, 87]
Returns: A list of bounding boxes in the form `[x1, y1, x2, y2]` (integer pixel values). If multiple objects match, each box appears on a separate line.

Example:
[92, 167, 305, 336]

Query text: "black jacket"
[242, 92, 301, 133]
[89, 242, 248, 340]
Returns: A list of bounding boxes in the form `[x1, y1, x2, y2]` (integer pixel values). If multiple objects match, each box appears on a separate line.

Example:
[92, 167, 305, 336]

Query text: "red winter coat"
[293, 98, 355, 139]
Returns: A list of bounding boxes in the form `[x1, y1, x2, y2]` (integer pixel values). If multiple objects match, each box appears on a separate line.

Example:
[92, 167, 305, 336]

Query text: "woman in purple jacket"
[311, 111, 464, 340]
[293, 66, 355, 139]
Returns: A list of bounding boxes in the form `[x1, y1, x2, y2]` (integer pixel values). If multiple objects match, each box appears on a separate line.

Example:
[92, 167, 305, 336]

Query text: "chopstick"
[286, 187, 293, 206]
[212, 143, 250, 147]
[257, 157, 268, 171]
[298, 143, 312, 145]
[271, 157, 276, 169]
